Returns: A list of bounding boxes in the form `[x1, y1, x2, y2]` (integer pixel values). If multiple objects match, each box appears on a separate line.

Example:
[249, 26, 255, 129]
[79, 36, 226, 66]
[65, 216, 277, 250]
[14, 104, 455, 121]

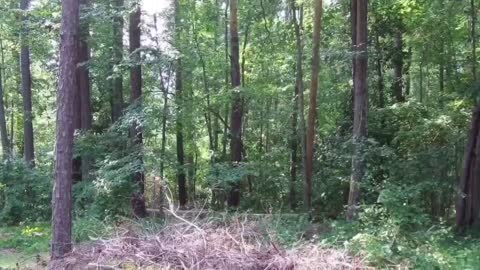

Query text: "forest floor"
[1, 211, 370, 270]
[2, 211, 480, 269]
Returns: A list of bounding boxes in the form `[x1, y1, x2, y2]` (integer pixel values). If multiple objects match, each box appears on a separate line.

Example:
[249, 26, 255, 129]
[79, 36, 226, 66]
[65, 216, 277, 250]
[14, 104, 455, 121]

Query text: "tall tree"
[129, 1, 147, 218]
[290, 0, 305, 211]
[51, 0, 79, 260]
[77, 0, 93, 179]
[305, 0, 323, 215]
[347, 0, 368, 220]
[0, 41, 9, 159]
[20, 0, 35, 166]
[227, 0, 243, 207]
[174, 0, 188, 208]
[112, 0, 124, 122]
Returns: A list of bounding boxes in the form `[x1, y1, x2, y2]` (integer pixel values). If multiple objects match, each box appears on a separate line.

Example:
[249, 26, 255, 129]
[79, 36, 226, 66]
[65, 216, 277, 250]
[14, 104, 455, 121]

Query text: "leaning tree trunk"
[305, 0, 323, 215]
[347, 0, 368, 221]
[129, 2, 147, 218]
[51, 0, 79, 260]
[20, 0, 35, 167]
[456, 103, 480, 231]
[227, 0, 243, 208]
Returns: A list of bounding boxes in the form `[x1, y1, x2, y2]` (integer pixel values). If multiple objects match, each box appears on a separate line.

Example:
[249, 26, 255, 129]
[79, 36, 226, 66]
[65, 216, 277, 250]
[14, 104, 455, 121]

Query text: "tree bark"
[112, 0, 124, 122]
[305, 0, 323, 215]
[289, 0, 304, 211]
[0, 40, 10, 159]
[78, 0, 92, 178]
[129, 2, 147, 218]
[472, 0, 477, 81]
[375, 34, 385, 108]
[393, 30, 405, 102]
[73, 0, 93, 182]
[51, 0, 79, 260]
[174, 0, 188, 209]
[456, 103, 480, 230]
[227, 0, 243, 208]
[347, 0, 368, 221]
[20, 0, 35, 167]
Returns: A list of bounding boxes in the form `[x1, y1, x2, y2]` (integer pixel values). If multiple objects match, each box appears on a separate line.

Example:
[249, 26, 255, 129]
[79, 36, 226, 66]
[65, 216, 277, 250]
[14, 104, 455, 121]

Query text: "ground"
[0, 212, 368, 270]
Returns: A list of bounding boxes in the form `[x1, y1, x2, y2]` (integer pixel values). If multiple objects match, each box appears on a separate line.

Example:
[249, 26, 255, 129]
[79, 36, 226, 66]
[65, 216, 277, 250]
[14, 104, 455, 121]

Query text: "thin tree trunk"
[153, 15, 169, 179]
[160, 67, 169, 179]
[72, 0, 93, 182]
[20, 0, 35, 167]
[419, 56, 424, 102]
[222, 0, 229, 163]
[78, 0, 92, 179]
[305, 0, 323, 215]
[112, 0, 124, 122]
[227, 0, 243, 208]
[393, 29, 405, 102]
[129, 2, 147, 218]
[174, 0, 188, 209]
[405, 47, 412, 97]
[289, 0, 304, 211]
[471, 0, 477, 81]
[51, 0, 79, 260]
[375, 34, 385, 108]
[0, 40, 10, 159]
[347, 0, 368, 221]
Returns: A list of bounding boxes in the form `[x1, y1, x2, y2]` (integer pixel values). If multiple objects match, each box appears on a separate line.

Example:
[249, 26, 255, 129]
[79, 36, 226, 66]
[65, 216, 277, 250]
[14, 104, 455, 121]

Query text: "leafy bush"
[0, 160, 51, 225]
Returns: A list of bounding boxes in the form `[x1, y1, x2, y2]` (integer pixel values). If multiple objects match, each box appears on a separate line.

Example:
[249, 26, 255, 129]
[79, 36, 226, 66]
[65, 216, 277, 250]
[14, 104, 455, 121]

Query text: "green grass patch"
[0, 223, 50, 254]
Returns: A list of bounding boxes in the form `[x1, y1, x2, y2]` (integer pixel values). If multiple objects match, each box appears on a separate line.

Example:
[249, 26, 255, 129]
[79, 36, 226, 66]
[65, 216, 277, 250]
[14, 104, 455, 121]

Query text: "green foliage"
[74, 107, 145, 219]
[0, 223, 50, 254]
[0, 160, 51, 225]
[73, 216, 117, 243]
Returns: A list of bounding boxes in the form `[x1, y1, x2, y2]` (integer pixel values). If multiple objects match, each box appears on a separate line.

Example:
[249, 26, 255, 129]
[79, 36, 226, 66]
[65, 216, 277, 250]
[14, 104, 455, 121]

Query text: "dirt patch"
[50, 214, 369, 270]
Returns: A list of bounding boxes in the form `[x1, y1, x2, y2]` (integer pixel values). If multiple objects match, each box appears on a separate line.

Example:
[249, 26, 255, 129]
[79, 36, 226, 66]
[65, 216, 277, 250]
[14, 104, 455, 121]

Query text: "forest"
[0, 0, 480, 269]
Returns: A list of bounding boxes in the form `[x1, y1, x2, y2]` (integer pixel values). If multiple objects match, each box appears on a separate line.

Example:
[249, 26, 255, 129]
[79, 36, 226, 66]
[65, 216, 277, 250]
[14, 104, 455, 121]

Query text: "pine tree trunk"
[305, 0, 323, 215]
[375, 34, 385, 108]
[174, 0, 188, 209]
[79, 0, 92, 179]
[347, 0, 368, 221]
[0, 41, 10, 159]
[290, 0, 304, 211]
[393, 30, 405, 102]
[20, 0, 35, 167]
[51, 0, 79, 260]
[112, 0, 124, 122]
[471, 0, 477, 81]
[227, 0, 243, 208]
[129, 3, 147, 218]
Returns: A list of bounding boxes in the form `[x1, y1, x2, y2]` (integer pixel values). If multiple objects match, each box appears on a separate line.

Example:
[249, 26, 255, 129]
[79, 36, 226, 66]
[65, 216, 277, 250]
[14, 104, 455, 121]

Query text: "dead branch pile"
[51, 215, 370, 270]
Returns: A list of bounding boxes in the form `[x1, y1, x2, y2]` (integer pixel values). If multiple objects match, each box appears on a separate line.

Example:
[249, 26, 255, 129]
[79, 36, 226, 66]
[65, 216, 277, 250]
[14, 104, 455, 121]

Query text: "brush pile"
[50, 213, 369, 270]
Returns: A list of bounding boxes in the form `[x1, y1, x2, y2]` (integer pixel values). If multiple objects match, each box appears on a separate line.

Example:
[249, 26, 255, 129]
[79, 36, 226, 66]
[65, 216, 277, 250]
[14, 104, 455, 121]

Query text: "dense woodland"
[0, 0, 480, 268]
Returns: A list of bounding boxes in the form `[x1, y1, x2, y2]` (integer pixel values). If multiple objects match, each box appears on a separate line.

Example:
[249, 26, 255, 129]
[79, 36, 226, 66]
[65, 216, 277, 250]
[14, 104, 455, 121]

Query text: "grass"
[0, 223, 50, 268]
